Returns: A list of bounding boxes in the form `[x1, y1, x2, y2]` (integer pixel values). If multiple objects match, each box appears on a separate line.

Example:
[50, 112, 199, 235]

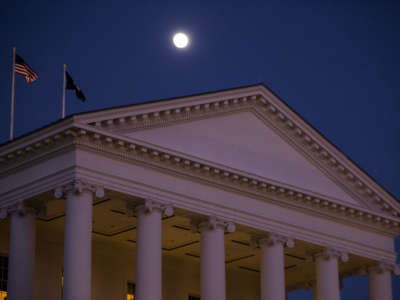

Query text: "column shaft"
[200, 223, 226, 300]
[135, 206, 162, 300]
[261, 241, 285, 300]
[63, 189, 93, 300]
[316, 255, 340, 300]
[369, 268, 392, 300]
[7, 210, 36, 300]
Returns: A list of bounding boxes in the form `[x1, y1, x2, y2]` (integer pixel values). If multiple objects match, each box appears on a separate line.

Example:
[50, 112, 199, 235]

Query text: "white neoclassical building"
[0, 84, 399, 300]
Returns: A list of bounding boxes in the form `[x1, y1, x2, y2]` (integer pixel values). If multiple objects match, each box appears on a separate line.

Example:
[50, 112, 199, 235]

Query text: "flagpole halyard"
[62, 64, 66, 119]
[10, 47, 16, 140]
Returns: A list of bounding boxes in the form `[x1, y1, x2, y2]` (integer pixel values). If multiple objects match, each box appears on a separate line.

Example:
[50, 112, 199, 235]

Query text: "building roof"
[0, 83, 399, 221]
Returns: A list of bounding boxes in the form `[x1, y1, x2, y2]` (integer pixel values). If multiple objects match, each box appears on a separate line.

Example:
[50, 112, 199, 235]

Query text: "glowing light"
[173, 33, 189, 48]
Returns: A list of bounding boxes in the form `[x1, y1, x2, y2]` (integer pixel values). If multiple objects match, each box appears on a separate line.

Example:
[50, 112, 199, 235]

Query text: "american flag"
[14, 54, 38, 83]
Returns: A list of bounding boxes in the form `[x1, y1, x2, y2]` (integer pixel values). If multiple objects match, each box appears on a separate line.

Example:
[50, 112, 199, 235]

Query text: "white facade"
[0, 84, 399, 300]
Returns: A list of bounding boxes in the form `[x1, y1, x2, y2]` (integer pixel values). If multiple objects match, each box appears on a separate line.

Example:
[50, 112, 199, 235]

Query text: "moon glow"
[173, 33, 189, 48]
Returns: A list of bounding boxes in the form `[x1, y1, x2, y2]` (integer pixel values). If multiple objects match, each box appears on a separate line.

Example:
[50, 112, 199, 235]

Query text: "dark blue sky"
[1, 0, 399, 298]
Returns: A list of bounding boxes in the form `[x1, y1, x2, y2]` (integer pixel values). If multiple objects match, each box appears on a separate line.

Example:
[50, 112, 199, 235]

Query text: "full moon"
[173, 33, 189, 48]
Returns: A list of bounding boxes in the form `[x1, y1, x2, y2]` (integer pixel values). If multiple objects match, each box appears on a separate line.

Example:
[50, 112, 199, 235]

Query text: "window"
[127, 282, 135, 300]
[0, 255, 8, 300]
[188, 295, 200, 300]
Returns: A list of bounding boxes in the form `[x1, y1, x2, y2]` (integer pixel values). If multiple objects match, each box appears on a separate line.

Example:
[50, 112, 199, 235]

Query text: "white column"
[196, 217, 235, 300]
[369, 263, 395, 300]
[55, 180, 104, 300]
[257, 234, 294, 300]
[134, 199, 173, 300]
[7, 204, 37, 300]
[315, 248, 348, 300]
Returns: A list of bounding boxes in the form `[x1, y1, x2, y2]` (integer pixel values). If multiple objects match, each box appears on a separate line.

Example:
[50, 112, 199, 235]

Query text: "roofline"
[0, 82, 398, 203]
[261, 84, 400, 204]
[73, 82, 266, 118]
[0, 83, 264, 148]
[0, 115, 74, 149]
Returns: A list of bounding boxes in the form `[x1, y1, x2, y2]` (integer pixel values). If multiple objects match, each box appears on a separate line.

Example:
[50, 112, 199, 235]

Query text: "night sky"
[1, 0, 399, 298]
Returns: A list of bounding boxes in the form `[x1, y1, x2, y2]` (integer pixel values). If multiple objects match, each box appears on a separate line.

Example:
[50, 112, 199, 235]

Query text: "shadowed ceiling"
[25, 189, 374, 291]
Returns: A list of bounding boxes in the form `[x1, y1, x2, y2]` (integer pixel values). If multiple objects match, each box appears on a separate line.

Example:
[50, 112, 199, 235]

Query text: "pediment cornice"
[71, 85, 399, 218]
[0, 123, 399, 235]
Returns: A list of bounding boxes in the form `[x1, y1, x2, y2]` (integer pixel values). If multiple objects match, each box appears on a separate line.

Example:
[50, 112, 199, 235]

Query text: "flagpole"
[62, 64, 66, 119]
[10, 47, 16, 140]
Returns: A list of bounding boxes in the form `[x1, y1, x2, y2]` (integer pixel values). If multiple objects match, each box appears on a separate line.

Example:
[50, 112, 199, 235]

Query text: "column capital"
[54, 179, 105, 199]
[311, 247, 349, 262]
[368, 261, 400, 276]
[250, 232, 294, 249]
[191, 216, 236, 233]
[0, 202, 42, 219]
[126, 198, 174, 217]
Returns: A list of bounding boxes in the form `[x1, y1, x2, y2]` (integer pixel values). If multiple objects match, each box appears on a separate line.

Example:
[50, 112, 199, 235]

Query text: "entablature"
[1, 124, 399, 237]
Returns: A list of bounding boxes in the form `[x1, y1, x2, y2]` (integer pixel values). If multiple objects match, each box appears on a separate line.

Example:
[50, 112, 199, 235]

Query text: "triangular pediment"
[74, 84, 399, 216]
[127, 111, 361, 205]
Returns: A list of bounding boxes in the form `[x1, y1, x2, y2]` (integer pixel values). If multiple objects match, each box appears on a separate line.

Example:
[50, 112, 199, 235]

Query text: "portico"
[0, 84, 399, 300]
